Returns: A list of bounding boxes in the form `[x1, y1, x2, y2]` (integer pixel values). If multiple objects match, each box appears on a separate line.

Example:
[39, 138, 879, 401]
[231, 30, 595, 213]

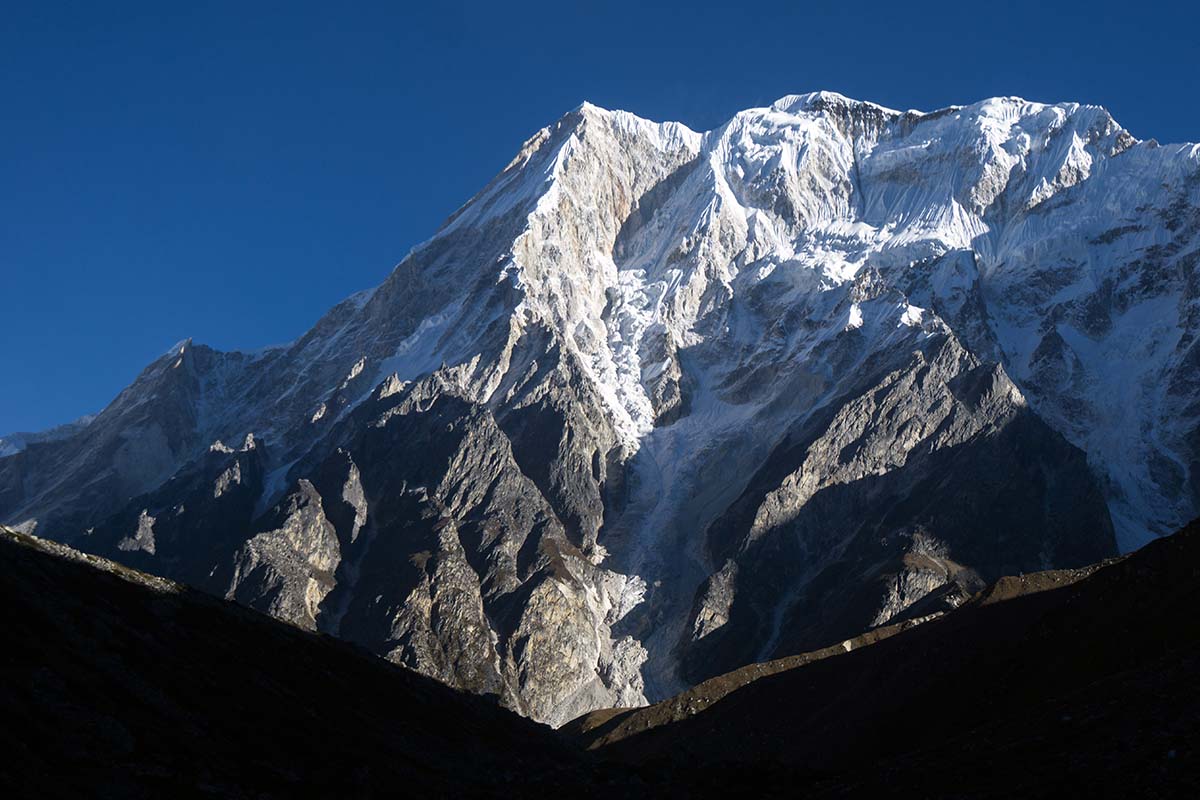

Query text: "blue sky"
[3, 0, 1198, 433]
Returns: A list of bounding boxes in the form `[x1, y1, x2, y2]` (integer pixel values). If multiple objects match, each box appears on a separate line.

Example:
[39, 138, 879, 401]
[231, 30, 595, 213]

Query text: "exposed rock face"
[0, 526, 600, 797]
[682, 331, 1111, 682]
[222, 478, 342, 630]
[4, 91, 1198, 723]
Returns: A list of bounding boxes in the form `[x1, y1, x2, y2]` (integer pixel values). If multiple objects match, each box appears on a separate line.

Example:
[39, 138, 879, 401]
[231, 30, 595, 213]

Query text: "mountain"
[568, 519, 1200, 797]
[0, 525, 595, 797]
[3, 91, 1198, 724]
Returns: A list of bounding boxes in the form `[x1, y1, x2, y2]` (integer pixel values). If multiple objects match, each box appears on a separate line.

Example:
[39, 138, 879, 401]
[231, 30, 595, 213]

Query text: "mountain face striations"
[3, 91, 1198, 724]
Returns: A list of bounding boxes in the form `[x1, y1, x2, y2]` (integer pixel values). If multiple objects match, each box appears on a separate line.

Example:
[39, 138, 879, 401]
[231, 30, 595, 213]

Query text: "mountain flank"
[568, 520, 1200, 796]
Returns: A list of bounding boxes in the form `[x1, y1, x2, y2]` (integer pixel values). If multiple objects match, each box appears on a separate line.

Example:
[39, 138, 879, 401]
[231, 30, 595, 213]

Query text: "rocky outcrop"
[82, 434, 267, 587]
[221, 479, 341, 630]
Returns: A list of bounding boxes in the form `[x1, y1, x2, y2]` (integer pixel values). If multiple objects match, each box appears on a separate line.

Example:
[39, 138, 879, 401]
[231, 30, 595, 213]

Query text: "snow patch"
[899, 304, 925, 327]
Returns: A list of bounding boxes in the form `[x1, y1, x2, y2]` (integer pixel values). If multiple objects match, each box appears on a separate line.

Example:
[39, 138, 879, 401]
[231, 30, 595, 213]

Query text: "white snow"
[341, 357, 365, 387]
[899, 303, 925, 328]
[371, 301, 463, 388]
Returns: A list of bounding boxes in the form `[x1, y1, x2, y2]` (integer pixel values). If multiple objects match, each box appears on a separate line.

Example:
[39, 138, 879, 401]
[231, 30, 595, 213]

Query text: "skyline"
[4, 0, 1200, 433]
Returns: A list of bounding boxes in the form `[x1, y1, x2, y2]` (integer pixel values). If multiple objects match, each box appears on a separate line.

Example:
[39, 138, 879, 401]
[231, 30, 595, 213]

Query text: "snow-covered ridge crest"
[771, 90, 905, 116]
[471, 90, 1189, 552]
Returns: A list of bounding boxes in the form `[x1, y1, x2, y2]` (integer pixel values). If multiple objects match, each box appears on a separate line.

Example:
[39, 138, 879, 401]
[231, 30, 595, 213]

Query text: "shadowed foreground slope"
[3, 519, 1199, 798]
[570, 521, 1200, 796]
[0, 526, 602, 798]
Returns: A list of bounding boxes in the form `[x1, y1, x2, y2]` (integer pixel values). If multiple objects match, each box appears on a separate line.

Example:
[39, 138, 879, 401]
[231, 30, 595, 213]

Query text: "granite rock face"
[5, 92, 1198, 723]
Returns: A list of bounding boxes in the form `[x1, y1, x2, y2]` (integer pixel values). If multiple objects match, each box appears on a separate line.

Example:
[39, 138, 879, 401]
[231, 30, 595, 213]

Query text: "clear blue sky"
[3, 0, 1198, 433]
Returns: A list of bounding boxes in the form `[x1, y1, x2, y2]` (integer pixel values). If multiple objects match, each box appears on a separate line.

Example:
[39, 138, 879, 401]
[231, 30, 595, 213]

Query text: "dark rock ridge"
[4, 91, 1197, 723]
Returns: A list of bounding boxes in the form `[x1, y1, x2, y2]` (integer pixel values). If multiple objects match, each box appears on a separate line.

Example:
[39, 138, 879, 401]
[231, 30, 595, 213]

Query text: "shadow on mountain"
[684, 362, 1116, 683]
[571, 520, 1200, 796]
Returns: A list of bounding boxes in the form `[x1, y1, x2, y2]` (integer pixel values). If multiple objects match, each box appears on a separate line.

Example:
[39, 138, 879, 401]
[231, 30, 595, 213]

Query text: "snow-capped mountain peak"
[3, 92, 1197, 725]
